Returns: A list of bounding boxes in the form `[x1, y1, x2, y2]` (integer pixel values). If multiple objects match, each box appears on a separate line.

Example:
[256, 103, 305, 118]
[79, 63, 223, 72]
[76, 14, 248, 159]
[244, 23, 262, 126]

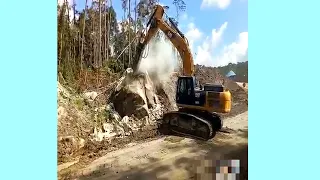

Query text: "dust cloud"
[137, 31, 180, 82]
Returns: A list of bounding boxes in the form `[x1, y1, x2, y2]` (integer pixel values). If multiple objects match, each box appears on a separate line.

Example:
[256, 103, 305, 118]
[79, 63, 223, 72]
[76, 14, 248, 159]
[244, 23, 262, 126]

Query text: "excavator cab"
[176, 76, 231, 114]
[176, 76, 205, 107]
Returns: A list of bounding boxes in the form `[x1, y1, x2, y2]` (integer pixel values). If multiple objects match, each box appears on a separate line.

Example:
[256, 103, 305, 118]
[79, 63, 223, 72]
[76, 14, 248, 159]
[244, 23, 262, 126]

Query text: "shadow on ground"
[62, 129, 248, 180]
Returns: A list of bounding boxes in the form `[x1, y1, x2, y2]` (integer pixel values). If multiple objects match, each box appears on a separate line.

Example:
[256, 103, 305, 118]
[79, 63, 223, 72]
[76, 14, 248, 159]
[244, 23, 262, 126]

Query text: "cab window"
[179, 79, 187, 93]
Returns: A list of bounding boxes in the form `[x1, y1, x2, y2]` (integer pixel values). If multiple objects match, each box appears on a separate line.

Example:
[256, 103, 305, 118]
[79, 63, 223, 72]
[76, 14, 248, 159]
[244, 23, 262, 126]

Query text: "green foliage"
[74, 98, 85, 111]
[173, 0, 186, 12]
[57, 0, 187, 89]
[58, 2, 121, 85]
[97, 109, 109, 127]
[106, 58, 124, 73]
[216, 61, 248, 82]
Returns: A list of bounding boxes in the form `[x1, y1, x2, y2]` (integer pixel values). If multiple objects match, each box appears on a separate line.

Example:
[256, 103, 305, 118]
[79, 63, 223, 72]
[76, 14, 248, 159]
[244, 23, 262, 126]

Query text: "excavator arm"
[137, 5, 195, 76]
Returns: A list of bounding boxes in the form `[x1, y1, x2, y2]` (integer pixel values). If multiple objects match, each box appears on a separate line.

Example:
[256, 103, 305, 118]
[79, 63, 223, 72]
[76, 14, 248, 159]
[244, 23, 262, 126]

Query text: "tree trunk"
[93, 2, 97, 68]
[104, 0, 108, 62]
[65, 0, 72, 72]
[99, 0, 102, 67]
[65, 0, 70, 23]
[123, 5, 126, 69]
[128, 0, 131, 67]
[134, 0, 137, 56]
[107, 0, 112, 61]
[80, 0, 88, 70]
[73, 0, 76, 24]
[58, 3, 66, 66]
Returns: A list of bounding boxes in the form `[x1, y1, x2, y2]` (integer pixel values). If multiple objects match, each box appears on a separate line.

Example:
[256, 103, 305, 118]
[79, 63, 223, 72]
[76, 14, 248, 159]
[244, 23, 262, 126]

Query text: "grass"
[74, 98, 85, 111]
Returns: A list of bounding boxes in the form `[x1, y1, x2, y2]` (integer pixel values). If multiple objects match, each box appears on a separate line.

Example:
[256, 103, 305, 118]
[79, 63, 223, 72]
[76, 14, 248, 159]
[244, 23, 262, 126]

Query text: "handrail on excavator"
[139, 4, 195, 76]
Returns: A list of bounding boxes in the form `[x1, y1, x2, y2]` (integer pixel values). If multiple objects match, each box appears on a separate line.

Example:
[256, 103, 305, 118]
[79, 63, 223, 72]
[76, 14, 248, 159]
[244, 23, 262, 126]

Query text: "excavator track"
[161, 109, 223, 140]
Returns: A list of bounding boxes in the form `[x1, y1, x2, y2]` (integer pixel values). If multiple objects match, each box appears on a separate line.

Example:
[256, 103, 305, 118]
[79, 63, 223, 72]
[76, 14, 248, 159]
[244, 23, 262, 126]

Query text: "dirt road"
[73, 112, 248, 180]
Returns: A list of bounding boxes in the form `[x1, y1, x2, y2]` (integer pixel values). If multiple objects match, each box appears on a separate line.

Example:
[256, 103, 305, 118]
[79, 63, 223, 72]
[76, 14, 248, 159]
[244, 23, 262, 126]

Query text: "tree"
[57, 0, 188, 89]
[80, 0, 88, 70]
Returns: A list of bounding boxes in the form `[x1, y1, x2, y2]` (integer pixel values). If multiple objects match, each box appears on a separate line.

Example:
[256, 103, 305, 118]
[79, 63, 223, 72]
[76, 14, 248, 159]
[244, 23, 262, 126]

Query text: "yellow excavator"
[135, 5, 232, 140]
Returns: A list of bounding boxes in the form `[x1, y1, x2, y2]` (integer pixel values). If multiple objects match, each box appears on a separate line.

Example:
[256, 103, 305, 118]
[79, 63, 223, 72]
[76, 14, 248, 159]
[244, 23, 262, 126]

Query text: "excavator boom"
[138, 5, 194, 76]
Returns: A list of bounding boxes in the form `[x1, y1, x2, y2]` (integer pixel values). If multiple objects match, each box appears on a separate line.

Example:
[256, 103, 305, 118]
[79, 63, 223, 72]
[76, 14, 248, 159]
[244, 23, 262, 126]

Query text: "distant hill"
[216, 61, 248, 82]
[195, 61, 248, 83]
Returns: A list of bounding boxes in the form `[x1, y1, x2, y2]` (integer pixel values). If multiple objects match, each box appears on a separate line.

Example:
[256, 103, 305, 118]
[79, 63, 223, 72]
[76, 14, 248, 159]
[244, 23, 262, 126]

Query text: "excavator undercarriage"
[160, 108, 223, 140]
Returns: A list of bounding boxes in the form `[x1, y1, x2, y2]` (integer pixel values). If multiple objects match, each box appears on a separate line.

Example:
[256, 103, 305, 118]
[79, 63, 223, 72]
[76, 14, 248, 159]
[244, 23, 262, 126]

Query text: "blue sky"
[60, 0, 248, 67]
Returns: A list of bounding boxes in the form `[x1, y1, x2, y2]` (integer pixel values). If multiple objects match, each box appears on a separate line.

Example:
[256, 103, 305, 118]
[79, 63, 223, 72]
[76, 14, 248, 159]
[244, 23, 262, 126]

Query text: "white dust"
[137, 31, 180, 82]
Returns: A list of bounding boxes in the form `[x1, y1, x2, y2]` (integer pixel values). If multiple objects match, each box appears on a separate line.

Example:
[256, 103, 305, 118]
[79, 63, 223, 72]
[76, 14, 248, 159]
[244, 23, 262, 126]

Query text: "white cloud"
[186, 23, 202, 40]
[201, 0, 231, 10]
[166, 14, 247, 68]
[185, 22, 203, 51]
[194, 22, 228, 66]
[176, 12, 192, 30]
[192, 21, 248, 67]
[211, 22, 228, 47]
[212, 32, 248, 66]
[175, 13, 202, 52]
[194, 38, 212, 65]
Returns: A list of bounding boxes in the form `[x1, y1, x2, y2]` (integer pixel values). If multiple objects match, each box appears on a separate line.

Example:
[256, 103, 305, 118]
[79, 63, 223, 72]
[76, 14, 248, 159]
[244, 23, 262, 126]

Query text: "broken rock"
[83, 91, 98, 101]
[112, 68, 160, 120]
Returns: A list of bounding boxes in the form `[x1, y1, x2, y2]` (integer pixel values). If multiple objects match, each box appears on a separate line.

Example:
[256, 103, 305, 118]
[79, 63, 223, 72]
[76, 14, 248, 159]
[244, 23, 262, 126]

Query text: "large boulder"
[86, 68, 166, 142]
[111, 68, 161, 121]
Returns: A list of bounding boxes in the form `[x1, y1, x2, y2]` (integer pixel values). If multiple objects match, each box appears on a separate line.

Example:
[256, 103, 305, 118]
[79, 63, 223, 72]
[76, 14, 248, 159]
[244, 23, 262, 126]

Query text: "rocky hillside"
[57, 68, 177, 164]
[57, 64, 248, 167]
